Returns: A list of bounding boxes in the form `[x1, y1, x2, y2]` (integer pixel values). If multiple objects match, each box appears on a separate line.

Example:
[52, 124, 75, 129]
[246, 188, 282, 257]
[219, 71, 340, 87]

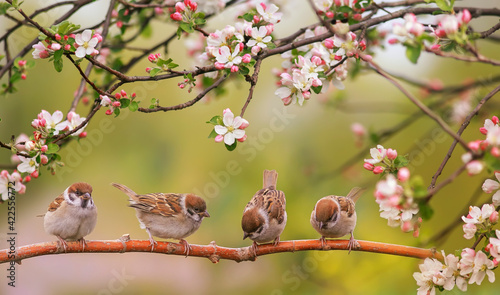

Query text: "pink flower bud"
[21, 74, 27, 80]
[187, 0, 197, 11]
[68, 34, 76, 39]
[490, 211, 499, 223]
[79, 131, 87, 138]
[334, 55, 343, 61]
[302, 90, 311, 100]
[238, 42, 244, 52]
[251, 46, 261, 55]
[311, 78, 322, 87]
[434, 28, 446, 38]
[64, 44, 71, 51]
[480, 127, 488, 135]
[178, 84, 185, 89]
[401, 221, 412, 232]
[1, 170, 9, 178]
[281, 96, 292, 106]
[50, 43, 61, 51]
[334, 0, 342, 6]
[145, 67, 152, 73]
[363, 162, 374, 171]
[214, 62, 225, 70]
[253, 15, 260, 24]
[23, 175, 31, 183]
[120, 90, 127, 97]
[242, 54, 252, 63]
[230, 65, 239, 72]
[412, 229, 420, 238]
[40, 154, 48, 165]
[123, 9, 129, 16]
[24, 141, 35, 151]
[468, 140, 481, 151]
[387, 148, 398, 160]
[39, 50, 50, 59]
[131, 93, 136, 98]
[55, 33, 61, 41]
[148, 54, 157, 63]
[93, 33, 103, 43]
[215, 134, 224, 143]
[170, 12, 183, 21]
[112, 101, 121, 108]
[116, 21, 123, 28]
[353, 14, 362, 21]
[111, 9, 118, 18]
[18, 60, 27, 67]
[493, 258, 499, 267]
[237, 134, 247, 142]
[373, 166, 385, 174]
[91, 49, 99, 56]
[175, 2, 186, 12]
[105, 109, 113, 115]
[324, 38, 334, 49]
[387, 38, 398, 45]
[41, 145, 48, 153]
[114, 93, 121, 99]
[154, 7, 164, 15]
[325, 11, 334, 19]
[239, 118, 250, 129]
[493, 116, 499, 125]
[265, 24, 274, 35]
[491, 147, 500, 157]
[397, 167, 410, 182]
[311, 56, 322, 66]
[31, 170, 39, 178]
[461, 9, 471, 24]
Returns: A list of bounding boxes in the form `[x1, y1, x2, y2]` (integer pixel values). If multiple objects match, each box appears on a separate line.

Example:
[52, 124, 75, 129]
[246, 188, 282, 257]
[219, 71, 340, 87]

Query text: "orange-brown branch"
[0, 235, 442, 264]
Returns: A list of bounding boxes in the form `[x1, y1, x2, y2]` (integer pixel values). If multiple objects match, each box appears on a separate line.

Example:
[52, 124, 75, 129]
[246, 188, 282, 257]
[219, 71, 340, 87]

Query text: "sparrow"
[242, 170, 287, 256]
[43, 182, 97, 252]
[111, 182, 209, 255]
[310, 187, 364, 253]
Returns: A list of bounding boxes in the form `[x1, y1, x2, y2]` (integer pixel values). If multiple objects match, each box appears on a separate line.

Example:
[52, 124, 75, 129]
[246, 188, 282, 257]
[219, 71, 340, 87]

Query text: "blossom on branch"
[214, 108, 248, 146]
[74, 29, 99, 58]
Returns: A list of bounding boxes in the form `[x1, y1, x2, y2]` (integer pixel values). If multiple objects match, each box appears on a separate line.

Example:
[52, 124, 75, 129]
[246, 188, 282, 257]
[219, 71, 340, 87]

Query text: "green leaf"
[148, 68, 162, 77]
[311, 86, 322, 94]
[394, 155, 409, 168]
[194, 18, 206, 26]
[404, 44, 421, 64]
[484, 152, 500, 172]
[169, 62, 178, 69]
[239, 66, 249, 76]
[338, 6, 353, 13]
[206, 115, 222, 125]
[434, 0, 454, 12]
[179, 22, 194, 33]
[46, 143, 60, 154]
[225, 141, 237, 151]
[418, 202, 434, 220]
[241, 13, 254, 22]
[114, 107, 121, 117]
[0, 3, 12, 15]
[53, 49, 64, 72]
[411, 176, 428, 198]
[119, 98, 130, 108]
[9, 72, 21, 84]
[207, 128, 218, 139]
[129, 101, 139, 112]
[141, 23, 153, 38]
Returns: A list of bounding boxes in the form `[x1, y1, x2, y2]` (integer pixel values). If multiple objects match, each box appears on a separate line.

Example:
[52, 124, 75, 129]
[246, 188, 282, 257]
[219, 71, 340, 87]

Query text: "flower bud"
[18, 60, 27, 67]
[40, 154, 49, 165]
[325, 11, 334, 19]
[55, 34, 62, 41]
[237, 134, 247, 142]
[460, 9, 471, 24]
[401, 221, 412, 232]
[23, 175, 31, 183]
[1, 170, 9, 178]
[251, 45, 261, 55]
[24, 141, 35, 151]
[490, 211, 499, 223]
[363, 162, 374, 171]
[386, 148, 398, 160]
[324, 38, 334, 49]
[105, 109, 113, 115]
[41, 145, 48, 153]
[214, 62, 225, 70]
[120, 90, 127, 97]
[492, 147, 500, 157]
[31, 170, 39, 178]
[175, 1, 186, 12]
[170, 12, 183, 21]
[239, 118, 250, 129]
[480, 127, 488, 135]
[493, 116, 499, 125]
[215, 134, 224, 143]
[373, 166, 385, 174]
[242, 54, 252, 63]
[112, 101, 121, 108]
[397, 167, 410, 182]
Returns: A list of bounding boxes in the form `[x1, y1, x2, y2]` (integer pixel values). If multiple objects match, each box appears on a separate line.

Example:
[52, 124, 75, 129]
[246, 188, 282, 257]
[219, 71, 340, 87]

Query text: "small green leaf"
[311, 85, 322, 94]
[484, 153, 500, 173]
[0, 3, 12, 15]
[129, 101, 139, 112]
[53, 49, 64, 72]
[434, 0, 454, 12]
[169, 62, 178, 69]
[9, 72, 21, 84]
[207, 129, 218, 139]
[418, 202, 434, 220]
[404, 44, 421, 64]
[225, 141, 237, 151]
[207, 115, 222, 125]
[119, 98, 130, 108]
[241, 13, 254, 22]
[148, 68, 162, 77]
[239, 66, 249, 76]
[114, 107, 121, 117]
[394, 155, 409, 168]
[46, 143, 60, 154]
[179, 23, 194, 33]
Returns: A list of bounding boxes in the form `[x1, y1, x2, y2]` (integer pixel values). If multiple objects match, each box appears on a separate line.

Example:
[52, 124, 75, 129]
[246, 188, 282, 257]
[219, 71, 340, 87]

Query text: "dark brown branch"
[240, 59, 262, 117]
[138, 73, 228, 113]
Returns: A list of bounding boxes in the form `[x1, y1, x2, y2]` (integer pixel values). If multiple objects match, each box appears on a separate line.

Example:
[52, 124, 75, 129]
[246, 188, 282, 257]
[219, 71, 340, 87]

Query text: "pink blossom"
[463, 223, 477, 239]
[50, 42, 61, 51]
[214, 109, 247, 145]
[74, 29, 99, 58]
[256, 2, 282, 24]
[397, 167, 410, 182]
[170, 12, 183, 21]
[386, 148, 397, 160]
[242, 54, 252, 63]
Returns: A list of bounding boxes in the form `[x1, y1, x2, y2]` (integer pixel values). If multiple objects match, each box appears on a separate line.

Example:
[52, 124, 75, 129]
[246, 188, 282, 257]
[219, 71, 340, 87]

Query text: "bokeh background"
[1, 0, 500, 294]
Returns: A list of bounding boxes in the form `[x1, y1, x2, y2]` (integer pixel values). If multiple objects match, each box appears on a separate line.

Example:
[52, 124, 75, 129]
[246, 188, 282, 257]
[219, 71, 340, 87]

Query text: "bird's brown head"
[185, 194, 210, 220]
[242, 207, 265, 240]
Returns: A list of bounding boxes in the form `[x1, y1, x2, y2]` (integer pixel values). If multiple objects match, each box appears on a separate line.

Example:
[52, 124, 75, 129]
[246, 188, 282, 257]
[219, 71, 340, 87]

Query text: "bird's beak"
[81, 193, 91, 200]
[243, 232, 249, 240]
[202, 211, 210, 218]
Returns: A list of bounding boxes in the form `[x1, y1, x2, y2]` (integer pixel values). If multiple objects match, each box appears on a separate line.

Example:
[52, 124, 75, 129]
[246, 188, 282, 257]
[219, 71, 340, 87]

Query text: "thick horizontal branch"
[0, 236, 443, 264]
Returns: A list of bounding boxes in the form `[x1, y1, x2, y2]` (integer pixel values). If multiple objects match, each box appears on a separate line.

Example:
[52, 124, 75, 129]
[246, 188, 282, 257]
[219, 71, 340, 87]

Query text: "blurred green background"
[1, 0, 500, 294]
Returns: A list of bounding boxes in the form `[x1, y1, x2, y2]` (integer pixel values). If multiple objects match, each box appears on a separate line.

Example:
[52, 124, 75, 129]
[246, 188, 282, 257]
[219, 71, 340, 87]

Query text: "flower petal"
[224, 133, 235, 145]
[82, 29, 92, 42]
[222, 110, 234, 126]
[232, 129, 245, 139]
[214, 125, 228, 135]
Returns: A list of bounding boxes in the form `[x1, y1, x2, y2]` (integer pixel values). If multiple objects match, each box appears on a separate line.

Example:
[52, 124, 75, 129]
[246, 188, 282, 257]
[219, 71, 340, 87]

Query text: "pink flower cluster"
[170, 0, 198, 22]
[274, 23, 368, 106]
[374, 170, 421, 236]
[414, 248, 496, 294]
[0, 170, 26, 201]
[461, 116, 500, 175]
[462, 204, 498, 239]
[433, 10, 471, 39]
[312, 0, 365, 21]
[32, 29, 102, 60]
[363, 145, 398, 174]
[100, 90, 136, 115]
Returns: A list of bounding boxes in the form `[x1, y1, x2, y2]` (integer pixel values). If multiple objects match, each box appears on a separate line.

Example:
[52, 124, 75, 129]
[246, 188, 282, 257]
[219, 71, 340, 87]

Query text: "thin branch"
[429, 83, 500, 189]
[138, 73, 228, 113]
[368, 60, 471, 152]
[479, 21, 500, 39]
[0, 237, 443, 264]
[425, 162, 468, 202]
[240, 59, 262, 117]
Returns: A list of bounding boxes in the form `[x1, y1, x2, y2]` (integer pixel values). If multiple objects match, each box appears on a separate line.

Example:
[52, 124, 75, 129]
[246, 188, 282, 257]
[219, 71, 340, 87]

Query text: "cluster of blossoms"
[274, 21, 369, 106]
[482, 172, 500, 207]
[312, 0, 366, 21]
[145, 53, 179, 77]
[32, 29, 102, 60]
[100, 89, 138, 116]
[208, 108, 249, 149]
[374, 168, 421, 236]
[0, 170, 26, 202]
[170, 0, 198, 22]
[462, 204, 498, 240]
[414, 247, 497, 294]
[16, 60, 28, 80]
[22, 110, 87, 176]
[363, 144, 399, 174]
[198, 2, 281, 74]
[390, 10, 472, 54]
[461, 116, 500, 175]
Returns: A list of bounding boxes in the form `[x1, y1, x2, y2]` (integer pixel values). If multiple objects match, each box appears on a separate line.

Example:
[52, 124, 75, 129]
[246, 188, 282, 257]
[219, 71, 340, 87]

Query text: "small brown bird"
[43, 182, 97, 251]
[111, 182, 209, 254]
[310, 187, 364, 253]
[242, 170, 287, 255]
